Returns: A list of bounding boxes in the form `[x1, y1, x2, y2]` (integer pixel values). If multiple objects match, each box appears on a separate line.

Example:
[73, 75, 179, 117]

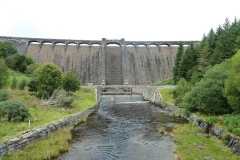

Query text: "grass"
[159, 88, 175, 104]
[8, 69, 31, 85]
[0, 87, 96, 142]
[3, 127, 72, 160]
[151, 77, 174, 86]
[173, 121, 240, 160]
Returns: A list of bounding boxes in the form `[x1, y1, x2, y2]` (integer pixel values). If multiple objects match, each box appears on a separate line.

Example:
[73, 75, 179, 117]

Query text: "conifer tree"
[179, 44, 198, 81]
[172, 42, 184, 84]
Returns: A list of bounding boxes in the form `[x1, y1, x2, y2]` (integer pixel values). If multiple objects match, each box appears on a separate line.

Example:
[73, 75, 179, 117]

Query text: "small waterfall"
[100, 95, 144, 103]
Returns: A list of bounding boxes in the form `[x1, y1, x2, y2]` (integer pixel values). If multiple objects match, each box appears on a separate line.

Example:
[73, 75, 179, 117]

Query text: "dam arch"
[0, 36, 199, 85]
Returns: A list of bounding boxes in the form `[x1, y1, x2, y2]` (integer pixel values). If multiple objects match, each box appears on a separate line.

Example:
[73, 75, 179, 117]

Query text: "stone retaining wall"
[132, 85, 162, 105]
[0, 88, 100, 159]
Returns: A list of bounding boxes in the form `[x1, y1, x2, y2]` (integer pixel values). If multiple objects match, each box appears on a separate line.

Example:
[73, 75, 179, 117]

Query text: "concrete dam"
[0, 36, 198, 85]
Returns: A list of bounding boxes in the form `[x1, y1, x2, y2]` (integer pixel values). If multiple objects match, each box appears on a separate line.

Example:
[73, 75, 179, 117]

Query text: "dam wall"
[0, 36, 198, 85]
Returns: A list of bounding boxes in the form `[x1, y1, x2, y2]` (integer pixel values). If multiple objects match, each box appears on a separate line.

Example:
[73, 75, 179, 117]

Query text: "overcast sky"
[1, 0, 239, 41]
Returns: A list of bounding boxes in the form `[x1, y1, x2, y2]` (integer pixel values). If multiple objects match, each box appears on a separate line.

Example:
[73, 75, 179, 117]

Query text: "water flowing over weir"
[58, 95, 187, 160]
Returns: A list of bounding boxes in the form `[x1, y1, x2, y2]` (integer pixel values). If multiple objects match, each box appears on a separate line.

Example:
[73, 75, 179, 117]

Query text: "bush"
[0, 89, 9, 102]
[173, 78, 192, 106]
[223, 114, 240, 136]
[224, 51, 240, 113]
[18, 79, 27, 90]
[28, 80, 38, 93]
[58, 96, 74, 108]
[63, 71, 80, 94]
[0, 100, 31, 121]
[11, 76, 18, 89]
[0, 58, 9, 89]
[182, 60, 232, 114]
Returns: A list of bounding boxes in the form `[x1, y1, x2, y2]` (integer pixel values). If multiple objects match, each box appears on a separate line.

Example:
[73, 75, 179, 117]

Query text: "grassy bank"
[159, 88, 175, 104]
[0, 87, 96, 142]
[173, 122, 239, 160]
[4, 127, 72, 160]
[151, 77, 174, 86]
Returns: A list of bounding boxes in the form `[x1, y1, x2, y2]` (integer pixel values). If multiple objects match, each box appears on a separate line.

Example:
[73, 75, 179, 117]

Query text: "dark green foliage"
[0, 41, 17, 58]
[18, 79, 27, 90]
[27, 80, 38, 93]
[24, 63, 40, 75]
[223, 114, 240, 136]
[0, 89, 9, 102]
[182, 60, 232, 114]
[63, 71, 80, 94]
[173, 42, 184, 84]
[11, 76, 17, 89]
[197, 41, 212, 74]
[224, 51, 240, 113]
[173, 78, 192, 106]
[0, 58, 9, 89]
[178, 44, 199, 81]
[34, 63, 62, 97]
[210, 18, 240, 65]
[6, 53, 34, 73]
[0, 100, 31, 121]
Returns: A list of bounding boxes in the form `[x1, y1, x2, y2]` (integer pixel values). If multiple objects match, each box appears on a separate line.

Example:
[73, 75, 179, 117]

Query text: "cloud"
[3, 22, 43, 38]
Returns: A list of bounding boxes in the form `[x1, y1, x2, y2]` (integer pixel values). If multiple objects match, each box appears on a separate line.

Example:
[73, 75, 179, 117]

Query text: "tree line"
[0, 41, 81, 121]
[172, 17, 240, 115]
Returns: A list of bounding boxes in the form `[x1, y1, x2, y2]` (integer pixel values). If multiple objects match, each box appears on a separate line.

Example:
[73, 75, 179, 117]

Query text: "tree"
[224, 51, 240, 113]
[172, 42, 184, 84]
[6, 53, 34, 73]
[0, 41, 17, 58]
[63, 71, 80, 94]
[183, 60, 232, 114]
[0, 58, 9, 89]
[34, 63, 62, 97]
[197, 41, 212, 74]
[178, 44, 199, 81]
[210, 18, 240, 65]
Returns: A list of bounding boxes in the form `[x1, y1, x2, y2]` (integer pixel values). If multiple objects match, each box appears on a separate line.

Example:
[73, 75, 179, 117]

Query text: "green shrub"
[224, 51, 240, 113]
[0, 100, 31, 121]
[205, 117, 218, 125]
[58, 96, 74, 108]
[0, 89, 9, 102]
[0, 58, 9, 89]
[11, 76, 18, 89]
[182, 60, 232, 114]
[28, 80, 38, 93]
[173, 78, 192, 106]
[63, 71, 80, 94]
[18, 79, 27, 90]
[223, 114, 240, 136]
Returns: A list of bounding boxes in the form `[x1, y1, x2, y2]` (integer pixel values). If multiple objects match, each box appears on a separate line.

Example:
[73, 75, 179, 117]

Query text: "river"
[58, 95, 187, 160]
